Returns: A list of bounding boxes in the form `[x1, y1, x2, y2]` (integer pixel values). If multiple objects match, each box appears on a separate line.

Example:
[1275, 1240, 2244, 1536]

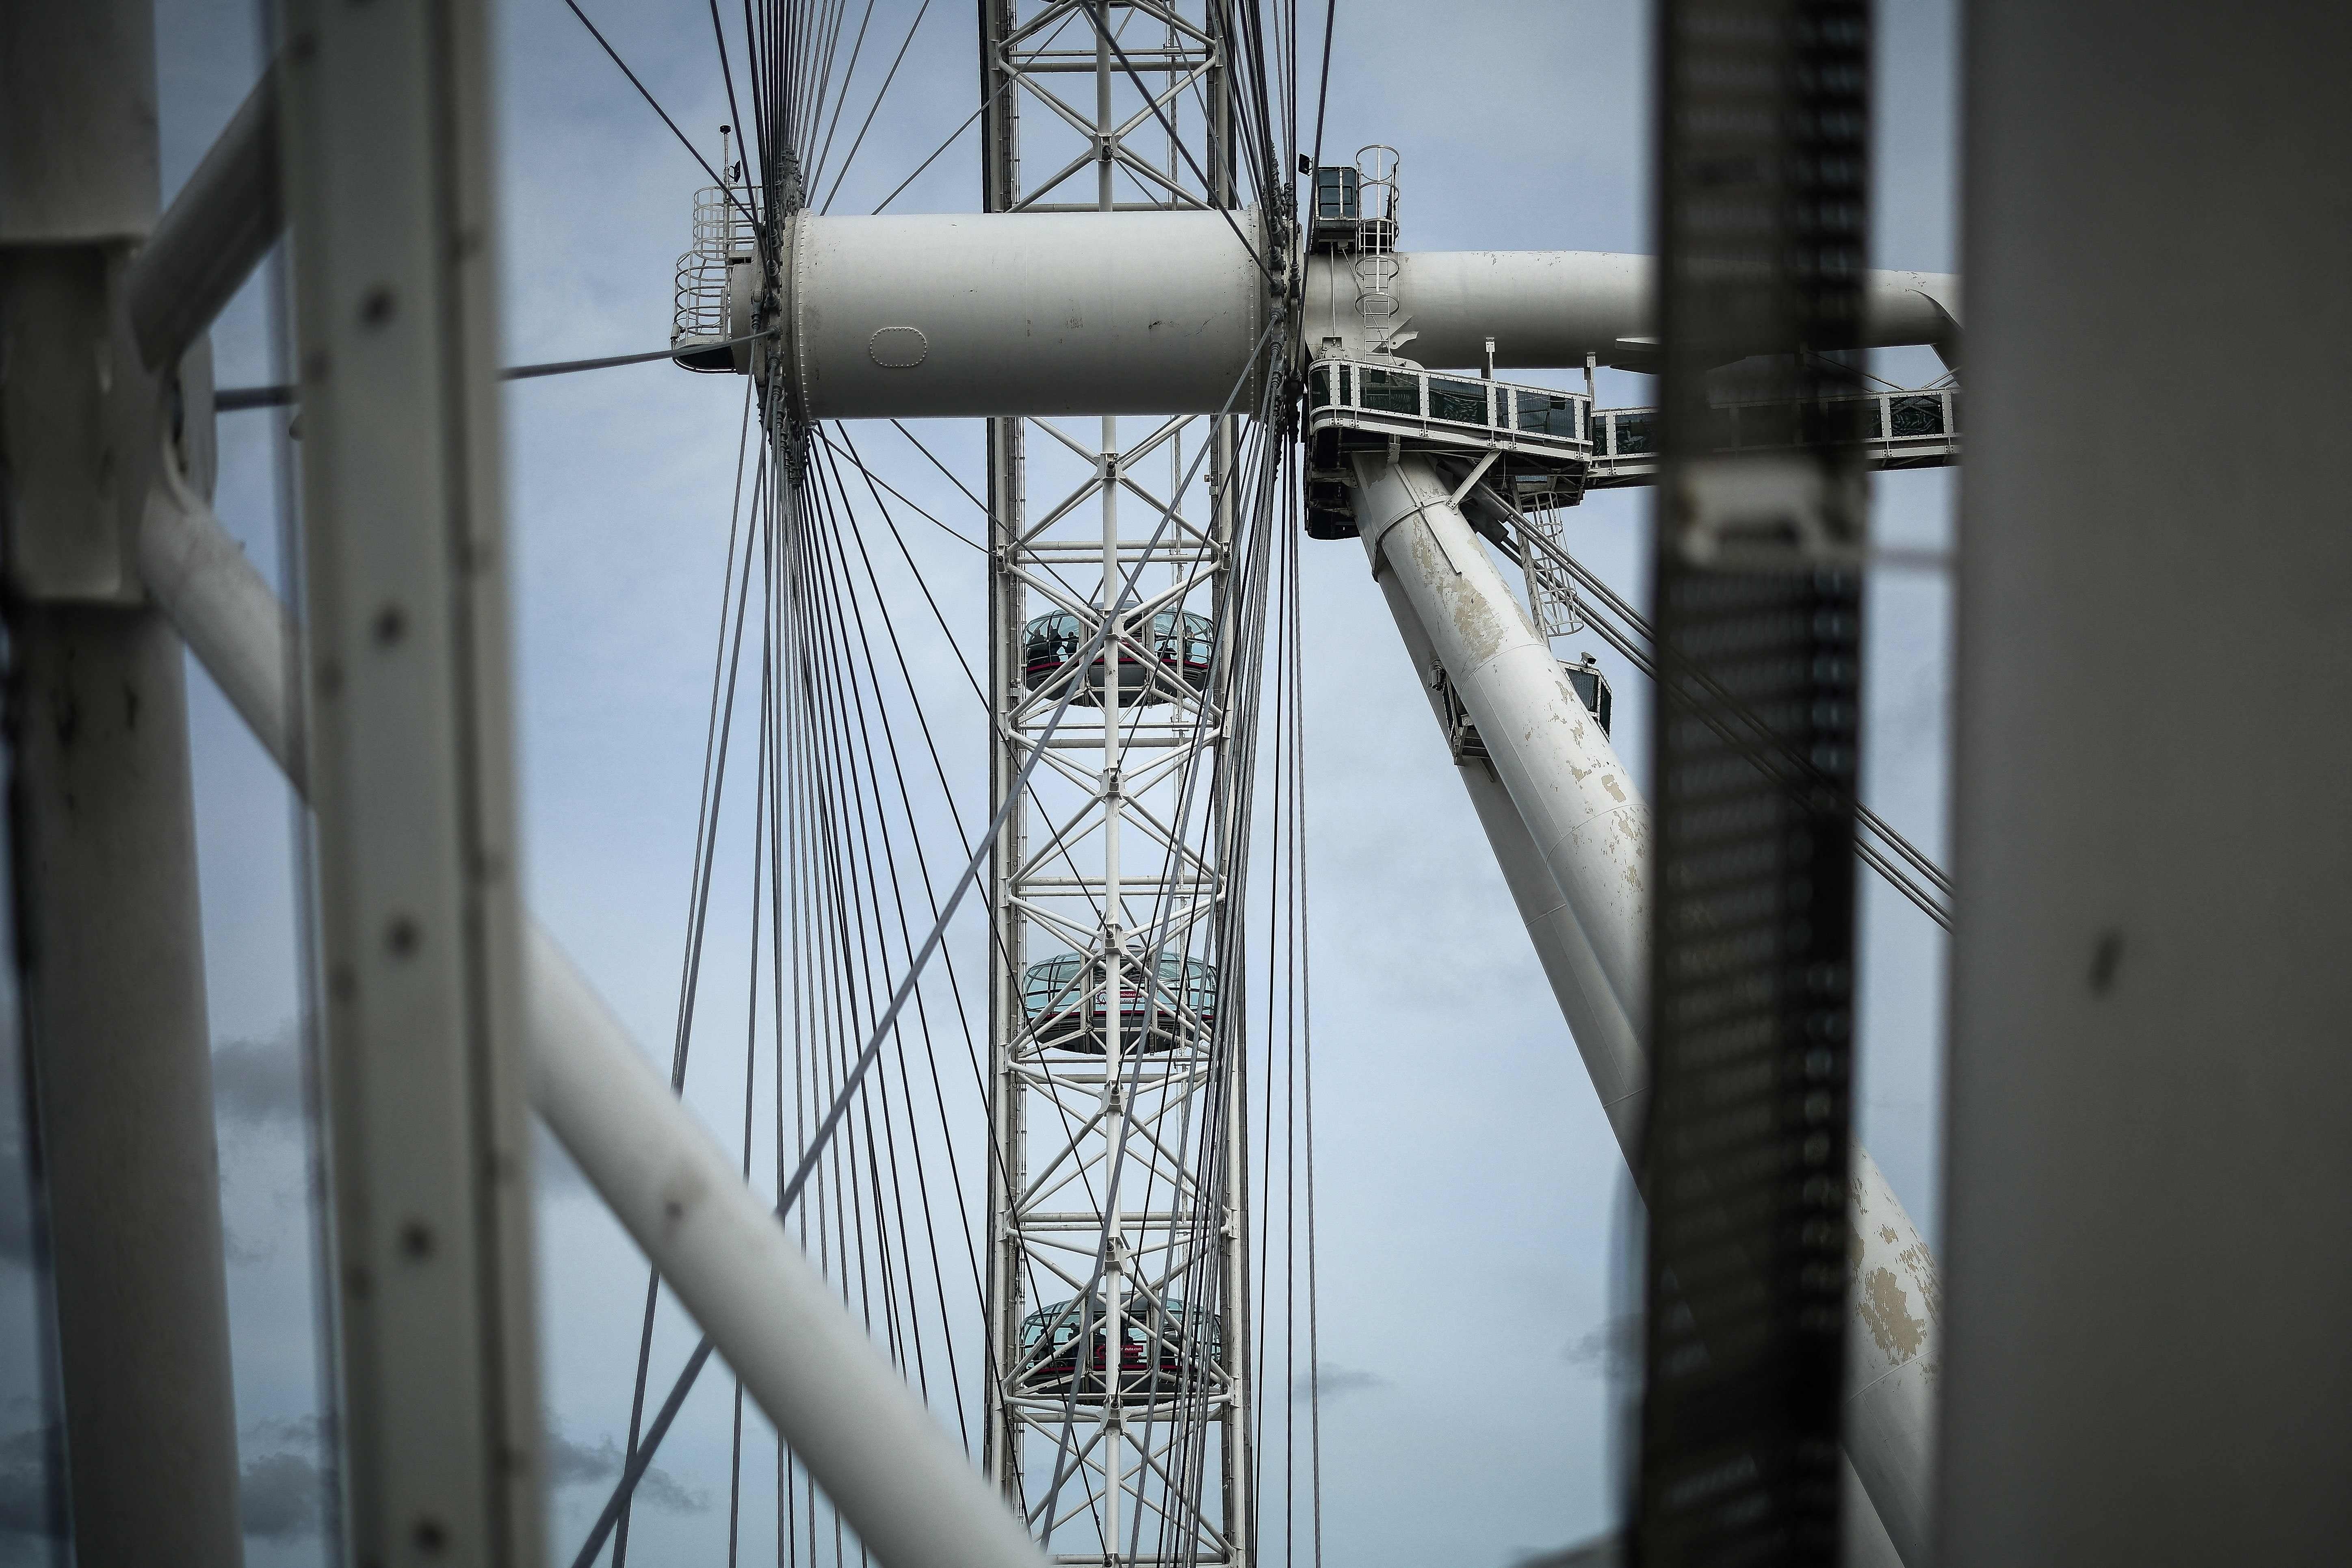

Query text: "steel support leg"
[8, 605, 244, 1567]
[0, 4, 244, 1563]
[1347, 457, 1937, 1565]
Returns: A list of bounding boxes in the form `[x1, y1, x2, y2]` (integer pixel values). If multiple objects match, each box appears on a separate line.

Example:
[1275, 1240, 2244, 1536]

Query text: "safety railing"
[1305, 358, 1593, 464]
[1304, 362, 1960, 535]
[1588, 388, 1961, 484]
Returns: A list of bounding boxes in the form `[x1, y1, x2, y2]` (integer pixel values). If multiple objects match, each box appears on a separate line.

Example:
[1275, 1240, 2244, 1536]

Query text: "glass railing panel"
[1515, 388, 1583, 440]
[1358, 366, 1420, 416]
[1426, 377, 1491, 427]
[1310, 362, 1338, 413]
[1890, 394, 1946, 437]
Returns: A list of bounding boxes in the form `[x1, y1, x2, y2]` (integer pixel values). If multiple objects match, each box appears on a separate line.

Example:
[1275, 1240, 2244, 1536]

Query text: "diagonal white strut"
[134, 466, 1049, 1568]
[1346, 454, 1941, 1568]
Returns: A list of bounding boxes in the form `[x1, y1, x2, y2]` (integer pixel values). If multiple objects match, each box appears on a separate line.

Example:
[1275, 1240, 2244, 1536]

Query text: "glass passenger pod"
[1021, 609, 1214, 707]
[1016, 1294, 1225, 1402]
[1019, 949, 1218, 1055]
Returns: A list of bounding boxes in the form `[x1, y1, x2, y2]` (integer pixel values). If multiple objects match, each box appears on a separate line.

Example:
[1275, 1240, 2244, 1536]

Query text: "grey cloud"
[250, 1413, 325, 1449]
[213, 1030, 306, 1125]
[1293, 1362, 1388, 1403]
[209, 1023, 589, 1198]
[240, 1450, 325, 1539]
[1562, 1315, 1642, 1380]
[545, 1430, 707, 1513]
[225, 1421, 711, 1538]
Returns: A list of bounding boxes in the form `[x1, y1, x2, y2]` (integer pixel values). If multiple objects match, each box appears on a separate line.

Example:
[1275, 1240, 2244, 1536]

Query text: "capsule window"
[1314, 165, 1359, 221]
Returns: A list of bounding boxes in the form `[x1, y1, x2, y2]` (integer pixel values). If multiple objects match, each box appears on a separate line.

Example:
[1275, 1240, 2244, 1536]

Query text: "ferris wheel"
[4, 4, 1974, 1568]
[15, 0, 2349, 1564]
[628, 5, 1962, 1566]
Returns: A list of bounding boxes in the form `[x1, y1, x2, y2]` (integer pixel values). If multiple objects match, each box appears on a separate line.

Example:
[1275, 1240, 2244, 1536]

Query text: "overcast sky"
[0, 3, 1958, 1565]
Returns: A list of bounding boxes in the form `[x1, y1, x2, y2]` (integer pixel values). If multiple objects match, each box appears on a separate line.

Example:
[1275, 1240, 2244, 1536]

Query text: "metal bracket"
[1363, 450, 1495, 577]
[0, 243, 157, 602]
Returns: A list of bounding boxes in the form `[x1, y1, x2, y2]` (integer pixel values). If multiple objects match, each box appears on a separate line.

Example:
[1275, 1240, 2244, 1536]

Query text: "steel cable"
[578, 320, 1286, 1566]
[1495, 514, 1954, 926]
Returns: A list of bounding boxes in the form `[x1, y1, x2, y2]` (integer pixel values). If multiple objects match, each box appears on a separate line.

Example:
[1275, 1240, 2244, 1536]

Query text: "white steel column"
[0, 4, 244, 1563]
[980, 6, 1250, 1564]
[1376, 576, 1904, 1568]
[277, 0, 539, 1559]
[1346, 455, 1939, 1566]
[979, 0, 1031, 1507]
[1943, 3, 2352, 1564]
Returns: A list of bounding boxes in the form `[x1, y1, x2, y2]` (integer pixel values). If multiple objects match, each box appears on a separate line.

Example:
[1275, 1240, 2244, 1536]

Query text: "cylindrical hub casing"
[782, 208, 1270, 418]
[770, 210, 1960, 414]
[1303, 249, 1960, 370]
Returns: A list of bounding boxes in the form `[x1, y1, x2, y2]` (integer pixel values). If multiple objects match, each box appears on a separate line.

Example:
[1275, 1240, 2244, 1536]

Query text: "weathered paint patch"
[1899, 1243, 1943, 1322]
[1857, 1265, 1925, 1362]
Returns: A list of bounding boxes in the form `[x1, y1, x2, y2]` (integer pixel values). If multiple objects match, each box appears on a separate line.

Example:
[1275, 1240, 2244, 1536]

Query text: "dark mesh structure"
[1635, 2, 1871, 1566]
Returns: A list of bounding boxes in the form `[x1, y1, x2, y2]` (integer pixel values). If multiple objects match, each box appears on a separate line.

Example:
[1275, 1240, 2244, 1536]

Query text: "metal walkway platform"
[1303, 357, 1961, 537]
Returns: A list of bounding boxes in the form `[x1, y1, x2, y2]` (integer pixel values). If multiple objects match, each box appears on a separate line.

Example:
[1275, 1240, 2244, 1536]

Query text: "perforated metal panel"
[1636, 2, 1870, 1564]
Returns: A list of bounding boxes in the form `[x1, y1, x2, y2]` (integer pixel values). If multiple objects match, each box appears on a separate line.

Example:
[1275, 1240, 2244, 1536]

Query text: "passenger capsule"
[1016, 1294, 1223, 1402]
[1022, 609, 1214, 706]
[1019, 948, 1217, 1054]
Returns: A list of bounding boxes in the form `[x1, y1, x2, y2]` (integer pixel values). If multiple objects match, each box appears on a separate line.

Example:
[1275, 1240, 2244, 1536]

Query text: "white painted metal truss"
[993, 0, 1224, 213]
[980, 6, 1253, 1567]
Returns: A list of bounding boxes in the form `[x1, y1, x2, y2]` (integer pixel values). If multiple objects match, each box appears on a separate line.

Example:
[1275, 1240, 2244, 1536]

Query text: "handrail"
[1305, 358, 1594, 450]
[1307, 358, 1958, 461]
